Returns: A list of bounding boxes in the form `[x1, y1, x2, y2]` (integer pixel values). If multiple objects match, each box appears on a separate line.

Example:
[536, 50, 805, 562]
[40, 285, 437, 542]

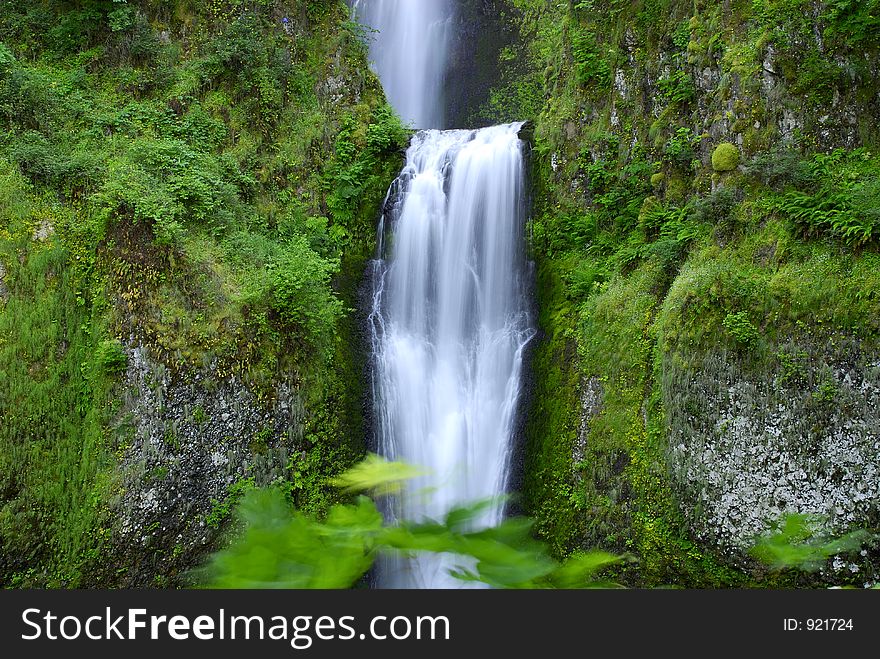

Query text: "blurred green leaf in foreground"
[750, 513, 874, 576]
[199, 454, 625, 589]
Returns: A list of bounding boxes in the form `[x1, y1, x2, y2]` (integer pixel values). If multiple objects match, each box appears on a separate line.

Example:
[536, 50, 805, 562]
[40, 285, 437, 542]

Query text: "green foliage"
[0, 0, 401, 587]
[751, 514, 872, 572]
[201, 457, 624, 589]
[0, 227, 113, 586]
[671, 19, 692, 50]
[205, 477, 256, 530]
[722, 310, 760, 347]
[522, 254, 585, 557]
[204, 488, 380, 588]
[768, 149, 880, 247]
[95, 338, 127, 375]
[664, 127, 699, 170]
[0, 42, 14, 73]
[499, 0, 880, 590]
[581, 152, 654, 233]
[744, 149, 813, 189]
[690, 187, 737, 227]
[95, 137, 247, 246]
[266, 237, 343, 360]
[204, 14, 291, 131]
[570, 26, 611, 88]
[330, 453, 426, 496]
[821, 0, 880, 47]
[711, 143, 740, 172]
[324, 105, 406, 234]
[776, 349, 809, 385]
[657, 70, 695, 106]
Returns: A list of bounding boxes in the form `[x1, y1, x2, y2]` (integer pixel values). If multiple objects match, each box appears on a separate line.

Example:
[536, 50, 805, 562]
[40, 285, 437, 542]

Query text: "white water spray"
[368, 124, 534, 588]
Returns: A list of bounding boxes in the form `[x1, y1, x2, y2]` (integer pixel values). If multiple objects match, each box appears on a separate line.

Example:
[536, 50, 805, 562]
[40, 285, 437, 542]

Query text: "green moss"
[0, 213, 115, 586]
[522, 254, 584, 557]
[712, 143, 741, 172]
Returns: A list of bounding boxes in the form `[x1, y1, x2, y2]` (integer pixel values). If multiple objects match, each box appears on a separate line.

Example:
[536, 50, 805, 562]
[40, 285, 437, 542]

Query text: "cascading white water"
[368, 124, 534, 588]
[351, 0, 453, 128]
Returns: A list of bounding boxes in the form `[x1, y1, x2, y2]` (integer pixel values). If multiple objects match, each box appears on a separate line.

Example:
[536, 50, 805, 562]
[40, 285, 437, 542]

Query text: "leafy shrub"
[776, 349, 809, 386]
[56, 146, 105, 196]
[365, 104, 408, 154]
[583, 153, 654, 232]
[566, 258, 608, 299]
[690, 187, 737, 226]
[95, 160, 182, 245]
[638, 201, 699, 271]
[671, 19, 692, 50]
[722, 310, 760, 347]
[821, 0, 880, 47]
[8, 131, 56, 184]
[0, 63, 57, 131]
[96, 137, 247, 244]
[570, 27, 611, 88]
[646, 236, 687, 271]
[664, 127, 698, 169]
[0, 42, 14, 75]
[268, 237, 343, 359]
[107, 3, 135, 32]
[201, 14, 293, 131]
[47, 6, 104, 54]
[95, 338, 127, 375]
[325, 105, 406, 231]
[745, 148, 813, 189]
[657, 70, 695, 105]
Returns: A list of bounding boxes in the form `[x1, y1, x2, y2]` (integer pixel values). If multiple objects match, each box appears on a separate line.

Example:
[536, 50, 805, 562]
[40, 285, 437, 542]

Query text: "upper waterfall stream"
[352, 0, 453, 129]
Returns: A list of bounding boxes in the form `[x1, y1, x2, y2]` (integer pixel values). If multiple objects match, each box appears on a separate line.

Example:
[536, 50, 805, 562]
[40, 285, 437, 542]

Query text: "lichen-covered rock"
[97, 343, 306, 586]
[666, 341, 880, 555]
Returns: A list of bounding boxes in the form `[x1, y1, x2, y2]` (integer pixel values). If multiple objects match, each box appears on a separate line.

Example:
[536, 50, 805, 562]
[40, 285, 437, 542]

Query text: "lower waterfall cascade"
[368, 123, 535, 588]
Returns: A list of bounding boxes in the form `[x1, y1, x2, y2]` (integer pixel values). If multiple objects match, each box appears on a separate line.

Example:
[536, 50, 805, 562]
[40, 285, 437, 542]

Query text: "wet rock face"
[665, 343, 880, 555]
[444, 0, 516, 128]
[573, 376, 603, 467]
[101, 344, 305, 586]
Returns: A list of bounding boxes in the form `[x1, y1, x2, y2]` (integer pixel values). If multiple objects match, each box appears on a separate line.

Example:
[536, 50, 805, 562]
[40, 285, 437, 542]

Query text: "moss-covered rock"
[712, 143, 741, 172]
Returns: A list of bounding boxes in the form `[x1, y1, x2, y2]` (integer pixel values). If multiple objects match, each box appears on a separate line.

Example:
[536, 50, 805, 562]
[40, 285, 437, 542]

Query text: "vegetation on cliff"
[0, 0, 404, 587]
[485, 0, 880, 586]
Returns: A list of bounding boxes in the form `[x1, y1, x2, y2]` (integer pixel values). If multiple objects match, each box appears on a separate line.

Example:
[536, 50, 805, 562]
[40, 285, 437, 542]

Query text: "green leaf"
[331, 453, 426, 496]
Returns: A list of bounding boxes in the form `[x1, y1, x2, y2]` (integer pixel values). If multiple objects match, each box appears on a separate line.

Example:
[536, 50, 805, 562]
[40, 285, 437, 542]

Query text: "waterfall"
[351, 0, 453, 128]
[368, 125, 534, 588]
[356, 0, 535, 588]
